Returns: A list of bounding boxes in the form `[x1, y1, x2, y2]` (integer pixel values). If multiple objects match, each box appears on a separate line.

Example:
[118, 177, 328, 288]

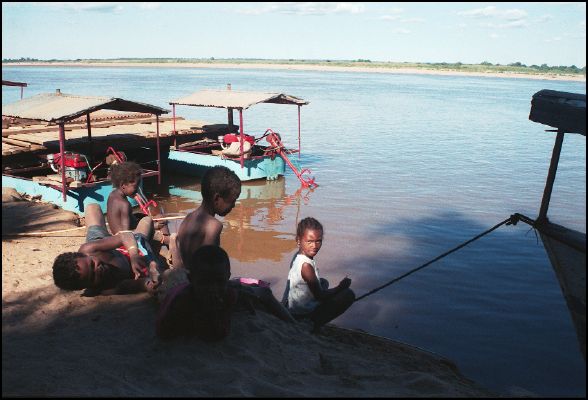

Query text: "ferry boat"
[167, 87, 317, 188]
[516, 89, 586, 359]
[1, 90, 169, 215]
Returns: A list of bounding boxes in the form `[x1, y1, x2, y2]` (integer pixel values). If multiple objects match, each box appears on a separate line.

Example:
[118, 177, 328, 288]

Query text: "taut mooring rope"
[354, 215, 519, 302]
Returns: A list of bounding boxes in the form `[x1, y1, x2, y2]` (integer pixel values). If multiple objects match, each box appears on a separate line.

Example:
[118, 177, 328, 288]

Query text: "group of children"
[52, 163, 355, 341]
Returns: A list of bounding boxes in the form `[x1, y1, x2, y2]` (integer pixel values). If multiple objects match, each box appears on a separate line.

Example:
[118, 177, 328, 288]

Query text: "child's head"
[201, 166, 241, 216]
[296, 217, 324, 259]
[52, 252, 115, 290]
[187, 245, 231, 288]
[110, 161, 142, 196]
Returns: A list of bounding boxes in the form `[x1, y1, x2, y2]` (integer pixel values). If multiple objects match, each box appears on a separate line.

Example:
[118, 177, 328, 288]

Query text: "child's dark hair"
[187, 245, 231, 287]
[296, 217, 323, 239]
[201, 166, 241, 203]
[110, 161, 142, 188]
[187, 245, 232, 341]
[52, 252, 85, 290]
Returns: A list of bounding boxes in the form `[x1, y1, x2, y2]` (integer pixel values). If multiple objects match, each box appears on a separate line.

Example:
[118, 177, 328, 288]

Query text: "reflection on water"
[144, 175, 315, 262]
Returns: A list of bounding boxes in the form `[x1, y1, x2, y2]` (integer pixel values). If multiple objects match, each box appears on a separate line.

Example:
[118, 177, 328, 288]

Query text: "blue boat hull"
[166, 150, 285, 181]
[2, 175, 138, 215]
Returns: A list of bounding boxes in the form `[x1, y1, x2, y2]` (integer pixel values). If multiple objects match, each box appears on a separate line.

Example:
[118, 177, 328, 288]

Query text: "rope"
[3, 225, 86, 237]
[354, 215, 517, 302]
[2, 214, 187, 237]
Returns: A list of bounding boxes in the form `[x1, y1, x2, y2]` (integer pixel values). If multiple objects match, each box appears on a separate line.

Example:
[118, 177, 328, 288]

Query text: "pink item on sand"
[238, 277, 270, 288]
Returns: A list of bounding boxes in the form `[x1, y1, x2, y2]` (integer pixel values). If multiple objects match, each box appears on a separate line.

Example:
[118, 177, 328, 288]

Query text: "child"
[176, 166, 241, 267]
[107, 161, 170, 251]
[156, 245, 293, 341]
[52, 203, 165, 296]
[285, 217, 355, 332]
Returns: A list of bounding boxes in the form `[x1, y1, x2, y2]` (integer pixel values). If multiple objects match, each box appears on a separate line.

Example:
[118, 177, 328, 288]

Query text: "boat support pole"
[172, 104, 177, 148]
[298, 105, 301, 160]
[537, 130, 564, 223]
[156, 114, 161, 185]
[59, 122, 67, 202]
[86, 113, 92, 164]
[239, 109, 244, 169]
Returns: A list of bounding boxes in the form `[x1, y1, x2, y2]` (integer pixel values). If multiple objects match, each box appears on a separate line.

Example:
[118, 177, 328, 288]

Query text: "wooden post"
[227, 84, 234, 131]
[172, 104, 177, 148]
[298, 105, 301, 159]
[239, 109, 244, 169]
[86, 113, 93, 163]
[58, 123, 67, 202]
[156, 114, 161, 185]
[538, 130, 565, 223]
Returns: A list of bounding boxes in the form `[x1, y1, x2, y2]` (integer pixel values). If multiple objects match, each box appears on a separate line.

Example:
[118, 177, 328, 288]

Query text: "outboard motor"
[46, 152, 89, 182]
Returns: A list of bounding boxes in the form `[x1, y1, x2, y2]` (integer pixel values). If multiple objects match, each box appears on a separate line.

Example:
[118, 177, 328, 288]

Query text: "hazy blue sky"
[2, 2, 586, 66]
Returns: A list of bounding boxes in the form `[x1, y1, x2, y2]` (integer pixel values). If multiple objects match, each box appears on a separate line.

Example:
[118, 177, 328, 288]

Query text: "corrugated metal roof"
[2, 80, 28, 87]
[170, 89, 308, 109]
[2, 92, 169, 123]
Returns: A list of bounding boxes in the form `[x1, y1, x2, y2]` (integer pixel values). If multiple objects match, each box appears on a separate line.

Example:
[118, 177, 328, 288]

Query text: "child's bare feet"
[168, 233, 182, 268]
[148, 260, 160, 286]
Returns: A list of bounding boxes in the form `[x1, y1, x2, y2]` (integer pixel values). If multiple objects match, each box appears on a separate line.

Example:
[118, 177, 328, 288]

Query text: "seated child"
[106, 160, 170, 247]
[176, 165, 241, 266]
[156, 244, 294, 342]
[52, 203, 165, 297]
[285, 217, 355, 332]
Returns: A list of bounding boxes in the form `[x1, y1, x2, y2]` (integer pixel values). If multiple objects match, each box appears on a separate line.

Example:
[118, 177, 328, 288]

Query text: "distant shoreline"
[3, 61, 586, 82]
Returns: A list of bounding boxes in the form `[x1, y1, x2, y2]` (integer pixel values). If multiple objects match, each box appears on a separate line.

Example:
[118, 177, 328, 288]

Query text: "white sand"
[2, 190, 493, 397]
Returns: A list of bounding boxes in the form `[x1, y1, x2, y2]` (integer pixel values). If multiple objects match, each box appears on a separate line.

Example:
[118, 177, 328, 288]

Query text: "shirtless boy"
[176, 166, 241, 266]
[107, 161, 169, 246]
[52, 203, 164, 296]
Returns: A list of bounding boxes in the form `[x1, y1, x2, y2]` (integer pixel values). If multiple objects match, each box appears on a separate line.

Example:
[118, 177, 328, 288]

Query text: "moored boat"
[1, 91, 169, 214]
[518, 89, 586, 359]
[167, 87, 317, 187]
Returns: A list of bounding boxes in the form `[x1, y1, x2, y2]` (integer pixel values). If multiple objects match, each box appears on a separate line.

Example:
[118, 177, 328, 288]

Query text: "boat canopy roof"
[529, 89, 586, 136]
[170, 89, 308, 110]
[2, 80, 28, 87]
[2, 91, 169, 124]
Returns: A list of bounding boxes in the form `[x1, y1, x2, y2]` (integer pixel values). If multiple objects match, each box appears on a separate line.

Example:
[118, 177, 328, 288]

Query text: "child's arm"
[79, 234, 126, 253]
[301, 263, 351, 302]
[79, 232, 147, 279]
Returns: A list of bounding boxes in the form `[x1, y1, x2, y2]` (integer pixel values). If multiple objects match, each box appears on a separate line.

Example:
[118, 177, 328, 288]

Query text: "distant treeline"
[3, 57, 586, 76]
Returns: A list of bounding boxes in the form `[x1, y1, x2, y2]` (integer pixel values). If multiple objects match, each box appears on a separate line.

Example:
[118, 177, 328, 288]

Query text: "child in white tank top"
[285, 217, 355, 331]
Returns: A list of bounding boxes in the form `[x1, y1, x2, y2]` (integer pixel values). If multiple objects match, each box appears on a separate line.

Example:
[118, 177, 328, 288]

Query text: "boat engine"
[46, 152, 89, 182]
[219, 133, 255, 149]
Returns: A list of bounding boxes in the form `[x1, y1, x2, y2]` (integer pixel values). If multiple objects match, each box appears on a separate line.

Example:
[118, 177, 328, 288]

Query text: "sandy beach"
[2, 188, 494, 397]
[3, 61, 585, 82]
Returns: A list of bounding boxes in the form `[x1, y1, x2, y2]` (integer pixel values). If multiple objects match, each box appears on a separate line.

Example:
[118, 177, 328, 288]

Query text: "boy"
[157, 245, 294, 341]
[52, 203, 165, 296]
[107, 160, 169, 246]
[106, 160, 143, 236]
[176, 166, 241, 266]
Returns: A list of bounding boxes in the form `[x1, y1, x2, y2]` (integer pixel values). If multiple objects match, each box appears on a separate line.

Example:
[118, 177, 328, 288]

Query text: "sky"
[2, 2, 586, 67]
